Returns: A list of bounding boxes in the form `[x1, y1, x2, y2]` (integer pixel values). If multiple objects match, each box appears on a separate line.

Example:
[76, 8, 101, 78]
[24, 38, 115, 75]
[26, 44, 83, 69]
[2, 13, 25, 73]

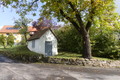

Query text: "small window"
[6, 33, 9, 36]
[32, 40, 35, 48]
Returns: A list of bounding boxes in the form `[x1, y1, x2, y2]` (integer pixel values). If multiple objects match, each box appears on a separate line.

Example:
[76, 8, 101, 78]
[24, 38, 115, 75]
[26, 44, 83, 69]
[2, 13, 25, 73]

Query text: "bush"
[0, 34, 7, 48]
[91, 29, 120, 59]
[20, 34, 30, 45]
[54, 25, 83, 53]
[55, 24, 120, 59]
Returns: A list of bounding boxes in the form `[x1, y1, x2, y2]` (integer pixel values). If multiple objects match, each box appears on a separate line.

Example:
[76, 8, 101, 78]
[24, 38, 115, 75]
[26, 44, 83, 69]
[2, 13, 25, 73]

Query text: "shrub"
[91, 30, 120, 59]
[54, 25, 83, 53]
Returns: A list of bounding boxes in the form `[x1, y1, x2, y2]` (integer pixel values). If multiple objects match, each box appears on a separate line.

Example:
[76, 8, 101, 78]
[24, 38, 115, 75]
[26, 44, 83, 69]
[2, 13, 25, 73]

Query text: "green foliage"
[55, 23, 120, 59]
[14, 17, 33, 44]
[54, 25, 83, 53]
[20, 35, 26, 45]
[2, 0, 118, 59]
[20, 34, 30, 45]
[7, 33, 15, 47]
[90, 24, 120, 59]
[0, 34, 7, 48]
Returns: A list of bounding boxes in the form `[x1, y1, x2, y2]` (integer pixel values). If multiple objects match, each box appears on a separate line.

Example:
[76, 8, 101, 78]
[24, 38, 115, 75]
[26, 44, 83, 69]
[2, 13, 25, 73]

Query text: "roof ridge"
[27, 27, 59, 41]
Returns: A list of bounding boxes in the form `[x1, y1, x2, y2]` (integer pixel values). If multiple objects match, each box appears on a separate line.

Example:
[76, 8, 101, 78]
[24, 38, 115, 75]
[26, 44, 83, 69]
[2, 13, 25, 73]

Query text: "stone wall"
[47, 57, 120, 68]
[0, 51, 120, 68]
[0, 51, 43, 62]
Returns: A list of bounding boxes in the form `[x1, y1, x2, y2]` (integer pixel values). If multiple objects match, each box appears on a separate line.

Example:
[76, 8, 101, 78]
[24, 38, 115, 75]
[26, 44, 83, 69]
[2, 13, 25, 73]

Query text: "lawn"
[0, 45, 43, 62]
[51, 51, 82, 59]
[0, 45, 115, 61]
[52, 51, 114, 60]
[0, 45, 40, 55]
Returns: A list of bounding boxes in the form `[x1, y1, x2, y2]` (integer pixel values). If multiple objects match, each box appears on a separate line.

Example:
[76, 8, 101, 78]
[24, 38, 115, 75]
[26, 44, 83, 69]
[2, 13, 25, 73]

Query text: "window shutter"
[32, 40, 35, 48]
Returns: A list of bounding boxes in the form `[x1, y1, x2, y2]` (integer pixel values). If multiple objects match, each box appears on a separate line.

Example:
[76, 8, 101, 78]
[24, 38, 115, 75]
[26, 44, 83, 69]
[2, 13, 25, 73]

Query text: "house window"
[32, 40, 35, 48]
[6, 33, 9, 36]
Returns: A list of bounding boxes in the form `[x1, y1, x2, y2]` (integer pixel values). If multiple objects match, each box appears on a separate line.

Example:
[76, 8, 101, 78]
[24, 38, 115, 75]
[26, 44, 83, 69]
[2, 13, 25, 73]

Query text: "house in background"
[27, 27, 58, 57]
[29, 27, 38, 36]
[0, 25, 33, 45]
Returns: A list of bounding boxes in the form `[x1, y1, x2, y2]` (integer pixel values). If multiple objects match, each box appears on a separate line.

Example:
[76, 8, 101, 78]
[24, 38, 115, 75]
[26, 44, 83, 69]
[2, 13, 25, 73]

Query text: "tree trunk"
[24, 34, 27, 45]
[3, 43, 6, 49]
[82, 31, 92, 59]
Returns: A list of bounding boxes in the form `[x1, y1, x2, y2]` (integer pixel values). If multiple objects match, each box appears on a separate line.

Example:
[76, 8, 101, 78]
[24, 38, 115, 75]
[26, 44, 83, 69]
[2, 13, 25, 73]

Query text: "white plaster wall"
[27, 30, 58, 56]
[28, 39, 40, 53]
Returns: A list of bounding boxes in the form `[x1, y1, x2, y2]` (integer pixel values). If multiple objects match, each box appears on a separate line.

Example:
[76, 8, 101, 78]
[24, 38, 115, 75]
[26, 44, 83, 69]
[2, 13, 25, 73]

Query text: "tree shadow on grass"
[54, 51, 83, 58]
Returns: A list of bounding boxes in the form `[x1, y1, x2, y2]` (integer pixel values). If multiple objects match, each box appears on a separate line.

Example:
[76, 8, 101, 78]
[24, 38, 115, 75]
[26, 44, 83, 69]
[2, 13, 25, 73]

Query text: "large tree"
[1, 0, 118, 59]
[14, 17, 33, 44]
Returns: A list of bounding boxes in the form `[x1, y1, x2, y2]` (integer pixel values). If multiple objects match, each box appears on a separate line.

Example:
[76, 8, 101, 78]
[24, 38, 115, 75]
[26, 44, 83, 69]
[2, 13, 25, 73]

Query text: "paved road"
[0, 55, 120, 80]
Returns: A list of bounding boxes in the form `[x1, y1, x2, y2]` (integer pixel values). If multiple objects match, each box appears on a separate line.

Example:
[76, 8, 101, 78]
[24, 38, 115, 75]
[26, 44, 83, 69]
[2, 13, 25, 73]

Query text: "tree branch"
[68, 1, 86, 33]
[29, 0, 39, 8]
[60, 9, 82, 35]
[86, 0, 95, 32]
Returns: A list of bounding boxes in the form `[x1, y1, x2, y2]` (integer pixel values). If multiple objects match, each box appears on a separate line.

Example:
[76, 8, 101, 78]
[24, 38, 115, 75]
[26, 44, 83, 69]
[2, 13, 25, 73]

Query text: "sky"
[0, 0, 120, 29]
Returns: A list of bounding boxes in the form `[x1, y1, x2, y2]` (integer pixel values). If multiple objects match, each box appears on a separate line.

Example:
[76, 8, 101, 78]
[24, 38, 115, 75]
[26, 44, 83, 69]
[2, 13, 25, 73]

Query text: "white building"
[27, 28, 58, 57]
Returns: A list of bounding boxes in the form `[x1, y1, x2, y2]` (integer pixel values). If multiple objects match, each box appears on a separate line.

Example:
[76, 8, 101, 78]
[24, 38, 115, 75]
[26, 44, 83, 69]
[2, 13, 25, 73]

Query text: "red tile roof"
[0, 25, 33, 33]
[29, 28, 37, 32]
[28, 26, 33, 32]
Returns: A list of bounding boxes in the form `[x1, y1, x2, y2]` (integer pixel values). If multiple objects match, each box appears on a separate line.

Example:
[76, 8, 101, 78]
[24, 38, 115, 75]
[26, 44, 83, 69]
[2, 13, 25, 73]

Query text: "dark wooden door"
[45, 41, 52, 57]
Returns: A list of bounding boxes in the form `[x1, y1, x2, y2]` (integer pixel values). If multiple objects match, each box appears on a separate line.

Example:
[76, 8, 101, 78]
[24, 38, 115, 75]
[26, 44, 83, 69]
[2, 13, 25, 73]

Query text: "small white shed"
[27, 28, 58, 57]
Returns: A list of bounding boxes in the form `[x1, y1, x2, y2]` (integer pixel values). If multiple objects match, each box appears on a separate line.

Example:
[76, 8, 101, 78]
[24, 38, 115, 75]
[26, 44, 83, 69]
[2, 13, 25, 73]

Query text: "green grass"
[52, 51, 114, 60]
[92, 56, 114, 60]
[51, 51, 82, 59]
[0, 45, 40, 55]
[0, 45, 115, 61]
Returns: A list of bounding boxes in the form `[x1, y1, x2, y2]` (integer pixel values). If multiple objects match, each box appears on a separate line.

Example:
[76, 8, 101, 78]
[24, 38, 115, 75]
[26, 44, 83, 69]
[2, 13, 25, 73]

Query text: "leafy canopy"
[14, 17, 33, 43]
[1, 0, 116, 21]
[14, 18, 33, 33]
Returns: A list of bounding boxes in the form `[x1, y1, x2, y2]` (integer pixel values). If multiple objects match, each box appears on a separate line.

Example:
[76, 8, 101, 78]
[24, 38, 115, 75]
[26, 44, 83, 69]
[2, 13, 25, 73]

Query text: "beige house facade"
[0, 25, 33, 45]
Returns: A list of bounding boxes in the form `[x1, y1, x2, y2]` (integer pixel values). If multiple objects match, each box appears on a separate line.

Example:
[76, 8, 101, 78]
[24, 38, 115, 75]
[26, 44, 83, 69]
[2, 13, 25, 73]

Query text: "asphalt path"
[0, 54, 120, 80]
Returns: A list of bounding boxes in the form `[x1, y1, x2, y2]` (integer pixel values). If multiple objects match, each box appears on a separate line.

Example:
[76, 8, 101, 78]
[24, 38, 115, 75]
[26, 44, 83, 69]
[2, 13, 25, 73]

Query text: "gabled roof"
[0, 25, 33, 33]
[27, 28, 59, 41]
